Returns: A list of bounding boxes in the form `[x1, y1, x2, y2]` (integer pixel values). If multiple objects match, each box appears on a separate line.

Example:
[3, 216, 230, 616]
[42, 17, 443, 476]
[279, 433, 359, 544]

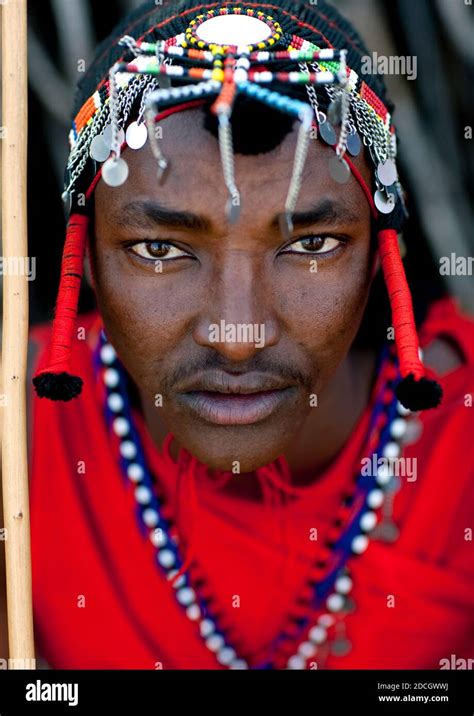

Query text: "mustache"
[159, 353, 312, 393]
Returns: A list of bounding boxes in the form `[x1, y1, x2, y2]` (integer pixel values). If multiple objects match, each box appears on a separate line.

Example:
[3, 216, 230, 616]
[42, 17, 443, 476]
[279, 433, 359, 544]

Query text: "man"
[3, 0, 474, 669]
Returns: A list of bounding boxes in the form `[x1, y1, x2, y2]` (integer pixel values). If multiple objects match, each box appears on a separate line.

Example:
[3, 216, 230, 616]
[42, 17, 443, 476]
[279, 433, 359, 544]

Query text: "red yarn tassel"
[378, 229, 423, 380]
[33, 214, 88, 401]
[378, 228, 442, 410]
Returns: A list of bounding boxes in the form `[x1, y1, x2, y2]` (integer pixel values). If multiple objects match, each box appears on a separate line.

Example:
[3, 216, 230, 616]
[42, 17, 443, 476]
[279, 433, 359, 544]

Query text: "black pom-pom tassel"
[395, 374, 443, 412]
[32, 372, 83, 401]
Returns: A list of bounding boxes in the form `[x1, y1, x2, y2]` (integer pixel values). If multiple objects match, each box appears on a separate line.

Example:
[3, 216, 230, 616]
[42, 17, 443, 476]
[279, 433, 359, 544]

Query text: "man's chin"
[184, 451, 282, 474]
[171, 424, 296, 474]
[157, 386, 307, 472]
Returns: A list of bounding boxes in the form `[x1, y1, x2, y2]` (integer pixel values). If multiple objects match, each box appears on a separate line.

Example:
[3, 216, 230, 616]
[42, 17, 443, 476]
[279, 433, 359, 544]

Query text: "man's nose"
[192, 254, 280, 362]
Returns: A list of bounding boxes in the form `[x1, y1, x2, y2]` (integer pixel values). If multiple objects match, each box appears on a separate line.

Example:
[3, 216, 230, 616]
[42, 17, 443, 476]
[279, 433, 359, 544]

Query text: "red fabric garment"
[29, 297, 474, 669]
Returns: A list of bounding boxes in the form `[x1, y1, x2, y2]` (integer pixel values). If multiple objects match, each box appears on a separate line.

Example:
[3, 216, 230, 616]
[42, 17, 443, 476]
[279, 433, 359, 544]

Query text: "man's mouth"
[175, 371, 297, 426]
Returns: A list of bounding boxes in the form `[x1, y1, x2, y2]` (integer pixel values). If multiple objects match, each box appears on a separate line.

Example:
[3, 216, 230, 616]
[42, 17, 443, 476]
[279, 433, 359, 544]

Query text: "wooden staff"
[1, 0, 35, 667]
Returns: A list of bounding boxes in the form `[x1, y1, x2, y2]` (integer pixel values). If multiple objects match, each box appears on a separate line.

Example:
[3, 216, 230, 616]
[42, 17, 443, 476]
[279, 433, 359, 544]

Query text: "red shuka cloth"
[29, 297, 474, 669]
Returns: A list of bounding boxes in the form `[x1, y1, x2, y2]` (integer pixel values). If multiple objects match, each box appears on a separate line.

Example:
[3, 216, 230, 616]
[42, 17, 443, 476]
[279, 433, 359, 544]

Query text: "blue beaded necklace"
[94, 331, 409, 669]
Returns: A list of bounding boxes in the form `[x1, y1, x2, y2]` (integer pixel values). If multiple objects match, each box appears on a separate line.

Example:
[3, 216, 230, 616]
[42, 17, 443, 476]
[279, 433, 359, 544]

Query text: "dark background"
[24, 0, 474, 324]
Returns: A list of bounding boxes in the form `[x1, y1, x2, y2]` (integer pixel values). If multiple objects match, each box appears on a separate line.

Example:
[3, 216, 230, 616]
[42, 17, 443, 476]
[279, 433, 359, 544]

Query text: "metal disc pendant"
[327, 97, 342, 126]
[374, 190, 396, 214]
[102, 157, 129, 187]
[329, 156, 350, 184]
[126, 121, 148, 150]
[90, 134, 111, 162]
[318, 120, 337, 146]
[103, 123, 125, 150]
[346, 130, 361, 157]
[377, 159, 397, 187]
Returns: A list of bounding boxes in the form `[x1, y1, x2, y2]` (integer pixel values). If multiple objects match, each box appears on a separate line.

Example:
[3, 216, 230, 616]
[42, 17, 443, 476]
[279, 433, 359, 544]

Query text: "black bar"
[0, 669, 472, 714]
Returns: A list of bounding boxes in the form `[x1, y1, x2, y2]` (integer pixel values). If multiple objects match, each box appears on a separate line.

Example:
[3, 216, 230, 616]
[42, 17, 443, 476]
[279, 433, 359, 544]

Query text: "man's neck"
[281, 348, 377, 484]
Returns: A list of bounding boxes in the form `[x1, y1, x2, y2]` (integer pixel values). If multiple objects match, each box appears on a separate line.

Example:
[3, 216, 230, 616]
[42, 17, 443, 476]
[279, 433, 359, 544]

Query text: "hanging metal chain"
[137, 78, 160, 123]
[120, 73, 150, 123]
[285, 118, 311, 215]
[118, 35, 140, 55]
[218, 113, 240, 220]
[299, 61, 325, 124]
[353, 95, 390, 163]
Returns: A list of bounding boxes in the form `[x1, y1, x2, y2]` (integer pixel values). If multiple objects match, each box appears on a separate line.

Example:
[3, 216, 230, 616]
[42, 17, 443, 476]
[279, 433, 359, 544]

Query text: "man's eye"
[281, 235, 343, 255]
[129, 241, 191, 261]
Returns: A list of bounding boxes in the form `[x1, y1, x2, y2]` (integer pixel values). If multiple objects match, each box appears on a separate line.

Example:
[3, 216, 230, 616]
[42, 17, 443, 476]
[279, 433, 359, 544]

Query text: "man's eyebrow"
[271, 199, 360, 231]
[115, 199, 211, 232]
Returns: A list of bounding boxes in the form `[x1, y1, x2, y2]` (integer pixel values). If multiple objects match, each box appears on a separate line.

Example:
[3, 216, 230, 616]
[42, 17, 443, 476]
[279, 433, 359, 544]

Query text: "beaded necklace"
[94, 331, 411, 669]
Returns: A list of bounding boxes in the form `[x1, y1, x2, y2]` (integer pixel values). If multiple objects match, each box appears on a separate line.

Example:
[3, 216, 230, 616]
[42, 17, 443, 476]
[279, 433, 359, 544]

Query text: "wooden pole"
[1, 0, 35, 667]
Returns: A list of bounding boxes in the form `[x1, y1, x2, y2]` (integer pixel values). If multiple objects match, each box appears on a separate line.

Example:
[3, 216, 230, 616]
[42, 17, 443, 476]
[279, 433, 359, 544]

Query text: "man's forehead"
[96, 108, 372, 222]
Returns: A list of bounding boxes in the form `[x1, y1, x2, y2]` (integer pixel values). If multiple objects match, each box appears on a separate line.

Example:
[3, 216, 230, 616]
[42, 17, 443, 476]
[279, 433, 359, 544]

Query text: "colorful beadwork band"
[64, 5, 404, 227]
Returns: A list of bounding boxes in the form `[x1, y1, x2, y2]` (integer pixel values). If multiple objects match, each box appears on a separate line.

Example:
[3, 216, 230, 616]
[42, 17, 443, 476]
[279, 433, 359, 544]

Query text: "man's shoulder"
[421, 296, 474, 389]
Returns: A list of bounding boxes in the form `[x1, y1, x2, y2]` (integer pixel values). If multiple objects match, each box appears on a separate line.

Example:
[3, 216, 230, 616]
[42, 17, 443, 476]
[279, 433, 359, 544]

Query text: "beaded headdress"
[33, 1, 442, 411]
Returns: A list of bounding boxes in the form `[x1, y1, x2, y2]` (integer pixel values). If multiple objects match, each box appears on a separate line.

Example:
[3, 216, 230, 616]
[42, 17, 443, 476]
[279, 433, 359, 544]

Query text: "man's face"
[92, 109, 374, 472]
